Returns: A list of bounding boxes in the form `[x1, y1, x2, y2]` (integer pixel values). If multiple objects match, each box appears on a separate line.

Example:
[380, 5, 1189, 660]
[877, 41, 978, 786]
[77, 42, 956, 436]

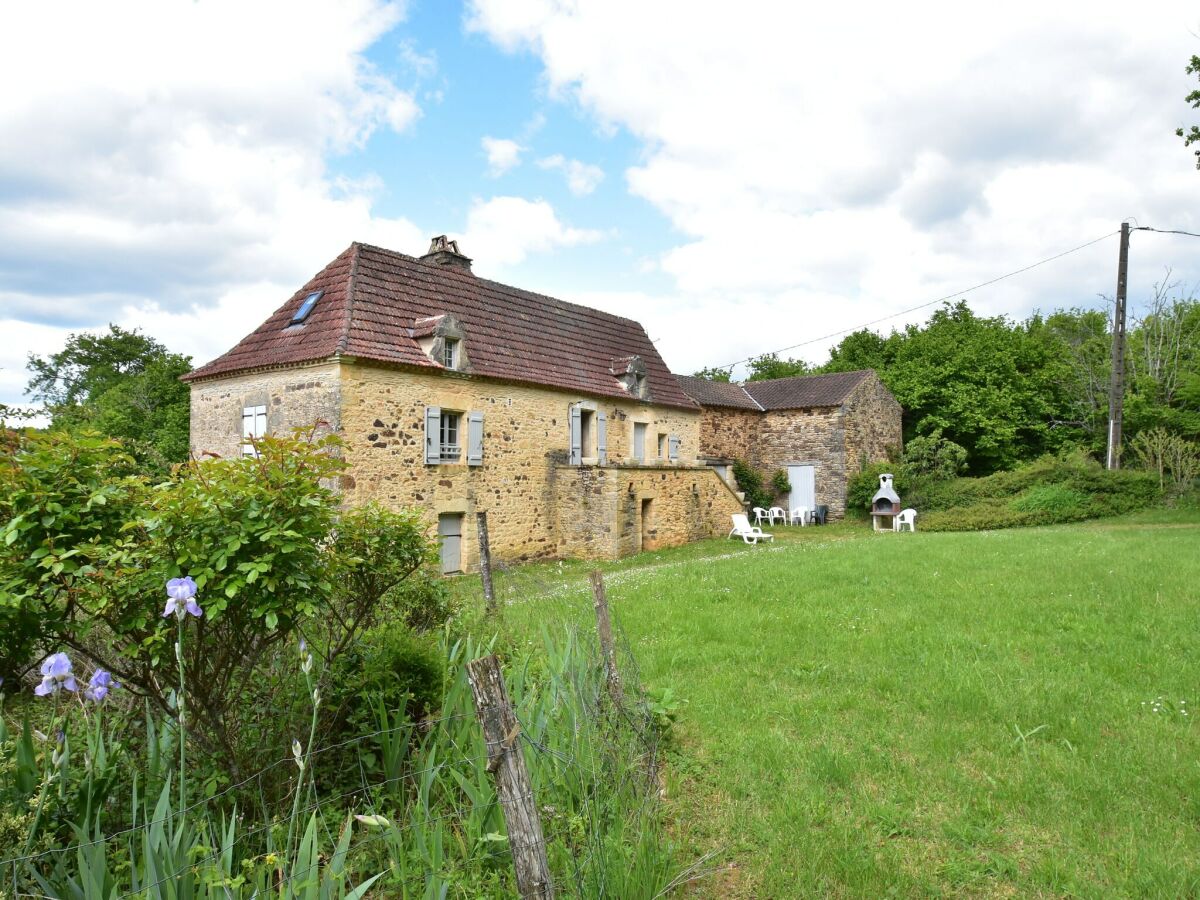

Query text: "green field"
[471, 510, 1200, 897]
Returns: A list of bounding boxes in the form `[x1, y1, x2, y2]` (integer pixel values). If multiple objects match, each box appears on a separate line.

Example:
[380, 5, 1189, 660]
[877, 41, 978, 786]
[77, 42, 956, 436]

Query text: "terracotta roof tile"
[742, 371, 872, 409]
[675, 375, 762, 410]
[185, 243, 698, 410]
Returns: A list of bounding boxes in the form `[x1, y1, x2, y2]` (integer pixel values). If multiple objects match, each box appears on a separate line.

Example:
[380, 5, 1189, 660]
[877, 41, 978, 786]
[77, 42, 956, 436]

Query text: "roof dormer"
[412, 313, 471, 372]
[611, 355, 649, 400]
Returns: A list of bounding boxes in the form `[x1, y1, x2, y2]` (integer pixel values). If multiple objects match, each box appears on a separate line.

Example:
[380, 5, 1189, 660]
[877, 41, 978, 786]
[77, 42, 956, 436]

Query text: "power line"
[709, 230, 1120, 374]
[1134, 226, 1200, 239]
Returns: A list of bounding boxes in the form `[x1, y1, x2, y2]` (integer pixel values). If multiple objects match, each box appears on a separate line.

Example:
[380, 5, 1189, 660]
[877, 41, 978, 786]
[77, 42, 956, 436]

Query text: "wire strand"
[710, 230, 1121, 374]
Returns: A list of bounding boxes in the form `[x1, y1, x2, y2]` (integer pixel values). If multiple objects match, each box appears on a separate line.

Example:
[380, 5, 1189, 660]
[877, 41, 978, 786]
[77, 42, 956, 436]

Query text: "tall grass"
[3, 627, 677, 898]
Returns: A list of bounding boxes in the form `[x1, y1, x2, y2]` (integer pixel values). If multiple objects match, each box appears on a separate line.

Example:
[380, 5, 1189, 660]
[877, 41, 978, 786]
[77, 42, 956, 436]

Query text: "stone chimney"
[420, 235, 473, 272]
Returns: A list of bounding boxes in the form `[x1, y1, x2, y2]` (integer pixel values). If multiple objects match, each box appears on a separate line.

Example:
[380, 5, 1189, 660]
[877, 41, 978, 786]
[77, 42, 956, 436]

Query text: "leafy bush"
[0, 430, 443, 775]
[847, 463, 911, 513]
[902, 429, 968, 479]
[325, 622, 445, 748]
[915, 451, 1162, 531]
[771, 469, 791, 497]
[732, 459, 773, 510]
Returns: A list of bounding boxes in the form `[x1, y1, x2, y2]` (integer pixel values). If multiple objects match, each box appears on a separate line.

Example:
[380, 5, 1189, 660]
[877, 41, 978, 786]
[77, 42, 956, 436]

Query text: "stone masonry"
[685, 371, 902, 520]
[190, 359, 745, 570]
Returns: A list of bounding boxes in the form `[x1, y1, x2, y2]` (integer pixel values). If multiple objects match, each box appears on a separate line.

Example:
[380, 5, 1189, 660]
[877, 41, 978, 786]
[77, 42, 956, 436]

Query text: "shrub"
[902, 429, 968, 479]
[0, 431, 149, 681]
[847, 463, 912, 513]
[320, 621, 447, 785]
[0, 429, 442, 775]
[732, 459, 773, 511]
[771, 469, 791, 498]
[916, 451, 1162, 532]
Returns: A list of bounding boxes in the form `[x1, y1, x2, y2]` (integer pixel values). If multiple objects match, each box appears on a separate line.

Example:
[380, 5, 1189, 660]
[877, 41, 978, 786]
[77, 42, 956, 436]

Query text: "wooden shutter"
[467, 411, 484, 466]
[569, 405, 582, 466]
[668, 434, 680, 460]
[596, 412, 607, 465]
[424, 406, 441, 465]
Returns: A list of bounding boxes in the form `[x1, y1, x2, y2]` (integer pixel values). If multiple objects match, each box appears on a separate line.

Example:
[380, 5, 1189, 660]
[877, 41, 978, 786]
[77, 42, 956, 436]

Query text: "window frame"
[289, 290, 323, 325]
[443, 338, 459, 370]
[632, 422, 647, 462]
[439, 410, 463, 462]
[242, 404, 267, 457]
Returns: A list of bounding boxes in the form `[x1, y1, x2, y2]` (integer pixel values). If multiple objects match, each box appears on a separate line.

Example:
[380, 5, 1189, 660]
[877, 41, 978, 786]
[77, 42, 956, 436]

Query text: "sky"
[1, 0, 1198, 411]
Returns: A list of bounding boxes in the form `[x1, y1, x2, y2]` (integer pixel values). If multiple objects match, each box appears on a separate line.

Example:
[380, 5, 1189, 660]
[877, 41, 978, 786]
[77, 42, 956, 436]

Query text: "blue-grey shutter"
[424, 406, 441, 465]
[569, 405, 582, 465]
[467, 411, 484, 466]
[597, 412, 607, 465]
[668, 434, 680, 460]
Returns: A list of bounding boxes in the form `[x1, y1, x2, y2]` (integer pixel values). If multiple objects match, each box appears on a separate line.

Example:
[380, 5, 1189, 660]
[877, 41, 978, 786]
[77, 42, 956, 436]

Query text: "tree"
[1178, 54, 1200, 170]
[26, 325, 192, 466]
[692, 366, 732, 382]
[745, 353, 812, 381]
[821, 302, 1081, 474]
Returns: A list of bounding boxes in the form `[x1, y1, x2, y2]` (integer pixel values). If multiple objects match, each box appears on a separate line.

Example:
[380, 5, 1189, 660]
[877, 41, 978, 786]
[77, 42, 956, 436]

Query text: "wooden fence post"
[477, 511, 496, 615]
[466, 655, 554, 899]
[589, 570, 623, 707]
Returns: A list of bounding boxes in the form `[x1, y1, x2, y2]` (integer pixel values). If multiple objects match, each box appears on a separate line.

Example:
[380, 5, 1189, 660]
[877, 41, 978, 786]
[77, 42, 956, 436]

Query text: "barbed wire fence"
[3, 548, 707, 898]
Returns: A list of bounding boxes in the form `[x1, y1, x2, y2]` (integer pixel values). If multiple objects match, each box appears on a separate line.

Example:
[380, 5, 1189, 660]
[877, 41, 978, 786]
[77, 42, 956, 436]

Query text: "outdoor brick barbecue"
[871, 473, 901, 532]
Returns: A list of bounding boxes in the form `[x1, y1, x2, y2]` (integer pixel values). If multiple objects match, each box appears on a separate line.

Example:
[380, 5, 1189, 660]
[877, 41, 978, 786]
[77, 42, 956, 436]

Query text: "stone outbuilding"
[676, 371, 902, 520]
[184, 238, 744, 573]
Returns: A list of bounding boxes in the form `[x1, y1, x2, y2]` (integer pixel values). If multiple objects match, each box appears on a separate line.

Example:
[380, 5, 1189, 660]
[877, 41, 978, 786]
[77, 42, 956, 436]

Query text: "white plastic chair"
[894, 508, 917, 532]
[789, 507, 809, 526]
[768, 506, 787, 525]
[752, 507, 769, 527]
[729, 513, 774, 545]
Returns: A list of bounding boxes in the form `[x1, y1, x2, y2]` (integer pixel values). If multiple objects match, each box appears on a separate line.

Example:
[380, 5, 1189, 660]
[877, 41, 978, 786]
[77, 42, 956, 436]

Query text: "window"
[426, 407, 483, 465]
[632, 423, 647, 462]
[242, 405, 267, 456]
[443, 338, 459, 369]
[579, 409, 595, 459]
[657, 433, 667, 458]
[290, 290, 322, 325]
[440, 411, 462, 462]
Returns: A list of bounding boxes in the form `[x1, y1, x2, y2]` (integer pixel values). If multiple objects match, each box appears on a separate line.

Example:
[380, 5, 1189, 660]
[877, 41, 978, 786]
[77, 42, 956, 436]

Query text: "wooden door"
[438, 513, 463, 574]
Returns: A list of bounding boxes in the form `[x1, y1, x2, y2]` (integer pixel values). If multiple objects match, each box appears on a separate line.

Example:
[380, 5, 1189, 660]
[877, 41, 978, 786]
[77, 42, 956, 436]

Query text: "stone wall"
[842, 373, 903, 481]
[189, 363, 342, 459]
[336, 361, 703, 570]
[552, 464, 745, 560]
[697, 406, 760, 462]
[754, 407, 848, 518]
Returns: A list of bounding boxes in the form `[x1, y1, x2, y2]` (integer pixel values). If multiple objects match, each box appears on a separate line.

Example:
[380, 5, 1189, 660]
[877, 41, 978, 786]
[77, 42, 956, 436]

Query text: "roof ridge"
[335, 242, 362, 356]
[741, 369, 872, 387]
[354, 241, 647, 330]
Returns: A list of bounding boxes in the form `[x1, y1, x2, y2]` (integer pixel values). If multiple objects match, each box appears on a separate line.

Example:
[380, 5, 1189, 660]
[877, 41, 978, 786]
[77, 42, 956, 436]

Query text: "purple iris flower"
[85, 669, 119, 702]
[34, 652, 77, 696]
[163, 576, 202, 619]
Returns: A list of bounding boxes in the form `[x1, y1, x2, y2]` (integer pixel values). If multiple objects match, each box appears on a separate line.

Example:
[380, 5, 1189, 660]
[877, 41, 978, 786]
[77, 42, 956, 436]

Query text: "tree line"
[697, 286, 1199, 475]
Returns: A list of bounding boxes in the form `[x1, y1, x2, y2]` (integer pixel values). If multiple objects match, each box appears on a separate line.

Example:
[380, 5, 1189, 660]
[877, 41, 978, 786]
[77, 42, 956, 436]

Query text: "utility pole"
[1106, 221, 1130, 470]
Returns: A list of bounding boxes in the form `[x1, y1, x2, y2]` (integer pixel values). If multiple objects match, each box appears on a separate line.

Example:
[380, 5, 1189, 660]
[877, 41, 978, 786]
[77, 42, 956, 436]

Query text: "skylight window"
[290, 290, 323, 325]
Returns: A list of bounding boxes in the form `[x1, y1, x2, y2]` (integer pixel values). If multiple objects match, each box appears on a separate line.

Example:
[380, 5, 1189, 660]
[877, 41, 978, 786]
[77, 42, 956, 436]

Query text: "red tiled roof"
[675, 375, 762, 410]
[185, 242, 698, 410]
[743, 371, 872, 409]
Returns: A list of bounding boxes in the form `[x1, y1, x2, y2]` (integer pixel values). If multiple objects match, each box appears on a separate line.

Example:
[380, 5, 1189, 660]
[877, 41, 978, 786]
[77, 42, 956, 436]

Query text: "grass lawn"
[459, 510, 1200, 897]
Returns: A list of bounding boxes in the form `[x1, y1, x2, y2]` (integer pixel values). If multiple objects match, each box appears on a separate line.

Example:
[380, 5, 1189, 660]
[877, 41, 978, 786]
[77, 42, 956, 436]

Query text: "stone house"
[183, 238, 744, 573]
[676, 371, 902, 520]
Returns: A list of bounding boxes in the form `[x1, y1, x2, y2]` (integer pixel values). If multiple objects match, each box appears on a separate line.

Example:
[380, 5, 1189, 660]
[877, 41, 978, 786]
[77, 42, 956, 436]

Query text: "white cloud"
[463, 196, 603, 268]
[537, 154, 605, 195]
[0, 0, 431, 402]
[481, 137, 524, 177]
[467, 0, 1200, 375]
